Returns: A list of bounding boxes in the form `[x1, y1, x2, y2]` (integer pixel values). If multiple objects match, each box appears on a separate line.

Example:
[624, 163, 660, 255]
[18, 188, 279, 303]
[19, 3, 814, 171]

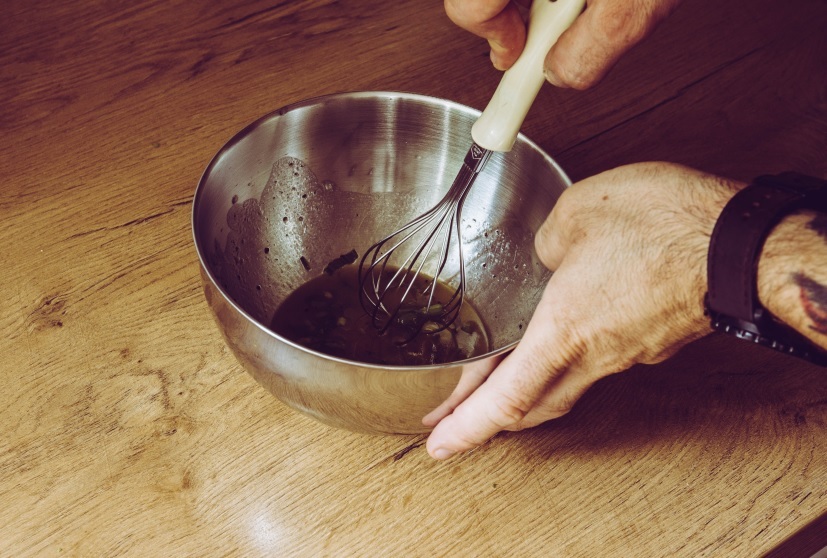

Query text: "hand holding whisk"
[358, 0, 586, 337]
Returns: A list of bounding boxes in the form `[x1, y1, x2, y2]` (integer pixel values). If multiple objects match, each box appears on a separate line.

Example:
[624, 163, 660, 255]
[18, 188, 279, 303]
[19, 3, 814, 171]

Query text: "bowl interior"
[193, 92, 569, 356]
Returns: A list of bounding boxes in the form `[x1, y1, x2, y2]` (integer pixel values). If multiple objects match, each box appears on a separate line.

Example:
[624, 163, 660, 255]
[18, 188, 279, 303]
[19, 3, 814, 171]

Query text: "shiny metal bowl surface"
[192, 92, 569, 434]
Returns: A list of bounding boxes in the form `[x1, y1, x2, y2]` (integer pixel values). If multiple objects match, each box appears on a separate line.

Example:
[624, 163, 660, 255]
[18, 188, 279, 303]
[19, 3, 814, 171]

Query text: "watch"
[704, 172, 827, 367]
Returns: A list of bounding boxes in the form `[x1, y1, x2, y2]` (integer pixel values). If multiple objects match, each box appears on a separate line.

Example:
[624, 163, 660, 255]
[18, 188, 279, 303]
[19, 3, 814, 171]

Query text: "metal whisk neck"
[465, 142, 493, 175]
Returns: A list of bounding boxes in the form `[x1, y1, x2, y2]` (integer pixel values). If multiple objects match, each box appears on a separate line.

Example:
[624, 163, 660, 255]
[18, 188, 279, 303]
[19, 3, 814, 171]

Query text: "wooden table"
[2, 0, 825, 555]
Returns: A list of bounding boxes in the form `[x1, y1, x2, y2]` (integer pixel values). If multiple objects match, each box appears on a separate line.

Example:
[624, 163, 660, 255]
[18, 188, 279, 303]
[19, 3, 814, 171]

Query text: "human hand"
[425, 162, 744, 460]
[445, 0, 682, 89]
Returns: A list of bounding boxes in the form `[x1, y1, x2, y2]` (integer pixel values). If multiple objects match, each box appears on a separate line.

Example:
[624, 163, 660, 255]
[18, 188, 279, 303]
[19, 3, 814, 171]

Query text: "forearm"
[757, 210, 827, 350]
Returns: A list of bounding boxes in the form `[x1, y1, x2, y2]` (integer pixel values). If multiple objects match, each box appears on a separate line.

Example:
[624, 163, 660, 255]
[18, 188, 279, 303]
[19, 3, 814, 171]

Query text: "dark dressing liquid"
[269, 265, 490, 366]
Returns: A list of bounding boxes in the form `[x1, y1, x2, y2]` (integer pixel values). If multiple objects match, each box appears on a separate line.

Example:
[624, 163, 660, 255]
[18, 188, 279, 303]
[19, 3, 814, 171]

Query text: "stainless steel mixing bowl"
[192, 91, 570, 434]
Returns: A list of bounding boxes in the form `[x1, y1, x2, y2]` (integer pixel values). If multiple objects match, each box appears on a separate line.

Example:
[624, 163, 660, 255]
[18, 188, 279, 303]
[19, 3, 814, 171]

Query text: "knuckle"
[444, 0, 484, 27]
[533, 224, 557, 268]
[522, 342, 569, 381]
[489, 390, 534, 426]
[537, 316, 587, 369]
[595, 2, 652, 48]
[536, 190, 575, 251]
[543, 391, 580, 417]
[505, 354, 577, 414]
[548, 58, 600, 90]
[530, 376, 598, 423]
[549, 186, 582, 226]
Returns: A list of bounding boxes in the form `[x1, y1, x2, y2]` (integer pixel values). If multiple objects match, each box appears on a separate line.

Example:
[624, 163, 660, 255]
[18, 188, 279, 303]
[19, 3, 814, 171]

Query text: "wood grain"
[1, 0, 825, 556]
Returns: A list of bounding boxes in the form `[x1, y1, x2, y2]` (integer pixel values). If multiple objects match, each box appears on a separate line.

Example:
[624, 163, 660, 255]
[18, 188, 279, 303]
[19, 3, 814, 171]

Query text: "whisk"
[358, 0, 585, 335]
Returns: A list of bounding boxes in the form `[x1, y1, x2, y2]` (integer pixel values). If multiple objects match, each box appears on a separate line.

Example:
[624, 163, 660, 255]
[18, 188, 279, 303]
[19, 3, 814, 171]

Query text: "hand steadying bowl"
[192, 92, 570, 434]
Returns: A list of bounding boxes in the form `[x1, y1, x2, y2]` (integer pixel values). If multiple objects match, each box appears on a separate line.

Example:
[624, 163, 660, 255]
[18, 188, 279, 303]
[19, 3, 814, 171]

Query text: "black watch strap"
[705, 172, 827, 366]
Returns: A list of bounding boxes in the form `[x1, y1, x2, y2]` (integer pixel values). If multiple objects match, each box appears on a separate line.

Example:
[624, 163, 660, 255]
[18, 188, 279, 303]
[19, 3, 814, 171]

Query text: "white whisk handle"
[471, 0, 585, 152]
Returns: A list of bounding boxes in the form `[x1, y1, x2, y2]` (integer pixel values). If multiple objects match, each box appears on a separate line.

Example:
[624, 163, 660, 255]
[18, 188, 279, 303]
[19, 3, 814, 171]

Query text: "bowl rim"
[191, 90, 571, 371]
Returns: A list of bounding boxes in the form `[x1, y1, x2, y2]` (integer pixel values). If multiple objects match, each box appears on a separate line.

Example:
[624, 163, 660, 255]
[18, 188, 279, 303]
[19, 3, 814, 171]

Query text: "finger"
[506, 363, 597, 430]
[544, 0, 678, 89]
[425, 349, 553, 459]
[422, 353, 505, 427]
[533, 188, 575, 271]
[445, 0, 526, 70]
[426, 284, 576, 459]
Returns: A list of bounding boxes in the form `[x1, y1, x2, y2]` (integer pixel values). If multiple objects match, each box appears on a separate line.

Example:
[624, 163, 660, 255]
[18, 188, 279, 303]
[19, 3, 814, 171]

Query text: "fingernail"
[487, 38, 507, 54]
[487, 39, 508, 71]
[544, 68, 569, 89]
[432, 447, 457, 460]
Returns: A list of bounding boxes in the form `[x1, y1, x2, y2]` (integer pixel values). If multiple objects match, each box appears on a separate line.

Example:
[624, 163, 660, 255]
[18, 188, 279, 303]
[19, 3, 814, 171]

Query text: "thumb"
[425, 288, 570, 459]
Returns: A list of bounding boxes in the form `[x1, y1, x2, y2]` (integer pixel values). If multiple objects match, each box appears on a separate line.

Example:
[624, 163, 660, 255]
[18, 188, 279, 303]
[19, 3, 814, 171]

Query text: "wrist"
[757, 210, 827, 347]
[705, 172, 827, 365]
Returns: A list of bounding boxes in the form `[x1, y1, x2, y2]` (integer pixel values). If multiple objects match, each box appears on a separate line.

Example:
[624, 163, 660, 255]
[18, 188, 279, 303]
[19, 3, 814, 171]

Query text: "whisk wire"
[362, 201, 452, 324]
[358, 143, 492, 337]
[370, 204, 456, 332]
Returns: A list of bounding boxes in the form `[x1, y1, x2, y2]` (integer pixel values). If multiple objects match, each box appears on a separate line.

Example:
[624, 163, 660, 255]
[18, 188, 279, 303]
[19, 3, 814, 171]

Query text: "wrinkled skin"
[445, 0, 683, 89]
[425, 163, 744, 460]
